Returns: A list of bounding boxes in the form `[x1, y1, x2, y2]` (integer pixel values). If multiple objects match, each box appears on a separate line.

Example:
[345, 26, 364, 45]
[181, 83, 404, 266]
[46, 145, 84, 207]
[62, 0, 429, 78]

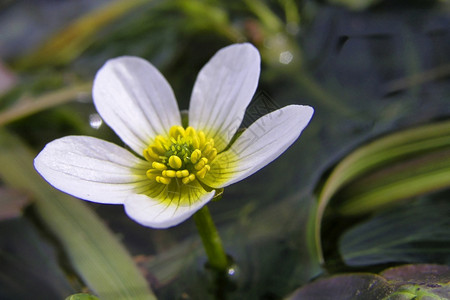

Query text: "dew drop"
[89, 113, 103, 129]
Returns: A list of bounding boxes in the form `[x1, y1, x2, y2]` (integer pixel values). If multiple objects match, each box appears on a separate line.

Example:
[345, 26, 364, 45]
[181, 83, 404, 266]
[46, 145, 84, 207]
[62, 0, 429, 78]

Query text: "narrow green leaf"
[244, 0, 284, 33]
[14, 0, 148, 69]
[0, 129, 156, 300]
[313, 120, 450, 264]
[338, 148, 450, 215]
[0, 83, 92, 126]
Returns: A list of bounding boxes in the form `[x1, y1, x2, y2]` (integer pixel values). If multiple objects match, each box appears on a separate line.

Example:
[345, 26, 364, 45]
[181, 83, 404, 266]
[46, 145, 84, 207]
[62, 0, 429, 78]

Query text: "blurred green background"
[0, 0, 449, 299]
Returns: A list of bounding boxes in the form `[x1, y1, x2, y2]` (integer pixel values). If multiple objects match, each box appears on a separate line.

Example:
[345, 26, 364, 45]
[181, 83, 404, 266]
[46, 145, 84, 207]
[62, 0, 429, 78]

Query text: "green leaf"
[339, 197, 450, 266]
[381, 264, 450, 300]
[0, 82, 92, 126]
[65, 293, 100, 300]
[313, 120, 450, 264]
[0, 129, 156, 300]
[14, 0, 148, 69]
[0, 218, 76, 299]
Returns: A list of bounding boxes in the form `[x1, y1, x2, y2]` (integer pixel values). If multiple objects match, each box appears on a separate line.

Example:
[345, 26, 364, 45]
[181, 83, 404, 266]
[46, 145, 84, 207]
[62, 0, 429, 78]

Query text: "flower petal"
[124, 181, 215, 228]
[202, 105, 314, 188]
[34, 136, 150, 204]
[189, 43, 260, 152]
[93, 56, 181, 155]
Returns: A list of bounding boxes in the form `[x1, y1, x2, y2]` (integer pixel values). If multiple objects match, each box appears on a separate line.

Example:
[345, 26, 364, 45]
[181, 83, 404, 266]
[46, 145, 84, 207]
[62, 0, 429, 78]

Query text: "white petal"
[189, 43, 260, 152]
[93, 56, 181, 154]
[34, 136, 150, 204]
[124, 183, 215, 228]
[202, 105, 314, 188]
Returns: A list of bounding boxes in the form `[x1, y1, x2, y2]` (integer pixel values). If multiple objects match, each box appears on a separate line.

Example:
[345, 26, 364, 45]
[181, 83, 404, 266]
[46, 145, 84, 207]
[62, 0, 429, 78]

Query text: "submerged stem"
[193, 205, 229, 272]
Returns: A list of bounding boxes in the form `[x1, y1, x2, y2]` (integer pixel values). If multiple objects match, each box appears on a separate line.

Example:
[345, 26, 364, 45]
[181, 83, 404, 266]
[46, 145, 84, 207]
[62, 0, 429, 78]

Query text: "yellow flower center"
[143, 125, 217, 186]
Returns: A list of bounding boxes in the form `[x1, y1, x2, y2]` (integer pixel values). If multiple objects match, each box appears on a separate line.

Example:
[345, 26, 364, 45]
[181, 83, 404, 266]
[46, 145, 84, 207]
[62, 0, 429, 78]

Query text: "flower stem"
[193, 205, 229, 272]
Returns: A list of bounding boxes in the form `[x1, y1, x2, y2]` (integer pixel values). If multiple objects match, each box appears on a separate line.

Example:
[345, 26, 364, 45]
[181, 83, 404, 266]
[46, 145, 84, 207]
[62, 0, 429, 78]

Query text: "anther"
[195, 157, 208, 170]
[190, 149, 202, 164]
[182, 173, 196, 184]
[196, 165, 210, 179]
[156, 176, 171, 185]
[146, 169, 159, 180]
[162, 170, 176, 178]
[192, 136, 200, 149]
[168, 155, 183, 169]
[198, 131, 206, 146]
[143, 148, 158, 161]
[185, 126, 196, 136]
[170, 126, 185, 138]
[203, 143, 213, 153]
[153, 136, 168, 153]
[152, 162, 167, 171]
[176, 170, 190, 178]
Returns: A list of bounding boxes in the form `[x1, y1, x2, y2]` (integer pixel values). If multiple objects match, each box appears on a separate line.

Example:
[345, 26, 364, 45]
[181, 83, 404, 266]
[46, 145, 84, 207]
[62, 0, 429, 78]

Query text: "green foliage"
[13, 0, 148, 70]
[1, 0, 450, 298]
[289, 264, 450, 300]
[340, 196, 450, 266]
[0, 130, 156, 300]
[313, 120, 450, 265]
[65, 294, 100, 300]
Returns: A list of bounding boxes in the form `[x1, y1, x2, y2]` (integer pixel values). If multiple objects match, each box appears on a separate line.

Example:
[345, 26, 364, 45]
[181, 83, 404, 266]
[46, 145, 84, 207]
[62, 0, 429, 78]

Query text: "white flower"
[34, 43, 314, 228]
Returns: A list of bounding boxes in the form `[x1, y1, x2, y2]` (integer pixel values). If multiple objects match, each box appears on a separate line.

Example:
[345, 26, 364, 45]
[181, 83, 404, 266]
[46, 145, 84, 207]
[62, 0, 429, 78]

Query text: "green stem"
[193, 205, 229, 272]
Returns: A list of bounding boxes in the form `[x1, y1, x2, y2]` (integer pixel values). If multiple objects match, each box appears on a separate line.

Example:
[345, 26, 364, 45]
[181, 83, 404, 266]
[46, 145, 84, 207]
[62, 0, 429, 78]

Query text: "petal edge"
[124, 185, 215, 228]
[93, 56, 181, 154]
[189, 43, 261, 151]
[34, 136, 149, 204]
[202, 105, 314, 188]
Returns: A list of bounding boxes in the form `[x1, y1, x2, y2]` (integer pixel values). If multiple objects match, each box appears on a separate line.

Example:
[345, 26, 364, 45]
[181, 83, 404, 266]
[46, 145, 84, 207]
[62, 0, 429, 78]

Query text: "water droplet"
[89, 113, 103, 129]
[227, 267, 236, 276]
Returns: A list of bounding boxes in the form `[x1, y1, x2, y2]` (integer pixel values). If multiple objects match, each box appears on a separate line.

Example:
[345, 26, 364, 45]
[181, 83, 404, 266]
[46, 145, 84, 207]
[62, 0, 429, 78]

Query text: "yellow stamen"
[152, 162, 167, 171]
[146, 169, 159, 180]
[156, 176, 171, 185]
[198, 131, 206, 146]
[170, 125, 185, 138]
[190, 149, 202, 164]
[203, 142, 213, 154]
[142, 125, 220, 192]
[196, 165, 210, 179]
[168, 155, 183, 169]
[153, 136, 168, 153]
[176, 170, 190, 178]
[143, 147, 160, 161]
[195, 157, 208, 170]
[182, 173, 196, 184]
[162, 170, 176, 178]
[191, 136, 200, 149]
[185, 126, 196, 137]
